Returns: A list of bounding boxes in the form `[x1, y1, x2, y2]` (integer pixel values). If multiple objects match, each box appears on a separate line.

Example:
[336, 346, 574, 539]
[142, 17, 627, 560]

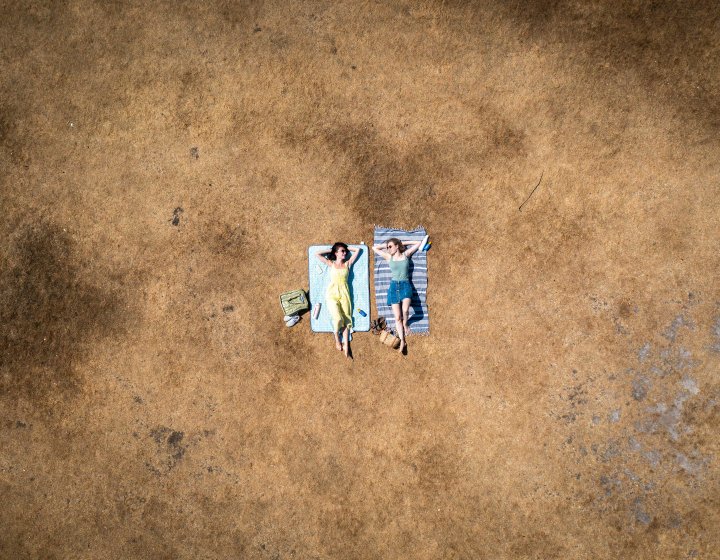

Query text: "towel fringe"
[373, 224, 427, 233]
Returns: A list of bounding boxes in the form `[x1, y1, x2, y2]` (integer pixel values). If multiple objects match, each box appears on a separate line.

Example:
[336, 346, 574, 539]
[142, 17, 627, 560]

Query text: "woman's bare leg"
[328, 299, 344, 351]
[392, 304, 405, 353]
[342, 326, 350, 358]
[401, 298, 411, 337]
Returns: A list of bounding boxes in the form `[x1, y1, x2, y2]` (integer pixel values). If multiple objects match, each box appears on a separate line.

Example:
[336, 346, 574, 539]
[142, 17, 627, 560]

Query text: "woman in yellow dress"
[315, 242, 361, 358]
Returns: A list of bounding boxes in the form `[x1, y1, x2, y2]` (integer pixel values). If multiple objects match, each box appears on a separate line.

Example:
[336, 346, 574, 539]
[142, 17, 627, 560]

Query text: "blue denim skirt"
[387, 280, 412, 305]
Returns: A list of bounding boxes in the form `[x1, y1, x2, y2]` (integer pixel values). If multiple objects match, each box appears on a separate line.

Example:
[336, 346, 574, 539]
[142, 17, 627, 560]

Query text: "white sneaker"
[285, 315, 300, 327]
[283, 314, 295, 322]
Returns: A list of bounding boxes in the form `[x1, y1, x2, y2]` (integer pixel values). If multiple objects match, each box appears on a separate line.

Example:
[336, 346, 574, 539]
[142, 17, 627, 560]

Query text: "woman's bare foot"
[398, 339, 406, 354]
[343, 343, 350, 359]
[403, 321, 410, 337]
[335, 341, 343, 352]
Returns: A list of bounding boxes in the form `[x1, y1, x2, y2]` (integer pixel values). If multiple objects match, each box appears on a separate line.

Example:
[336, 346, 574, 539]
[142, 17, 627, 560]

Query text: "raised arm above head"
[371, 242, 391, 261]
[315, 248, 331, 265]
[346, 245, 362, 267]
[403, 234, 429, 258]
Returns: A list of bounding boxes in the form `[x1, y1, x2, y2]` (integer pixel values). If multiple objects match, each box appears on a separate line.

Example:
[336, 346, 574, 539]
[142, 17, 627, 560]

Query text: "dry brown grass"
[1, 1, 719, 558]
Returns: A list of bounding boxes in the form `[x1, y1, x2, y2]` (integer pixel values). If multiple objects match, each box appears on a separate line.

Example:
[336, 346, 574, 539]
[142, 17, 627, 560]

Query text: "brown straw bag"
[379, 330, 401, 349]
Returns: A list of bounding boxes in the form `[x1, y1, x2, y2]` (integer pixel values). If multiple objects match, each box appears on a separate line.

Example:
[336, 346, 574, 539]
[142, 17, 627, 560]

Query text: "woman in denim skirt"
[371, 234, 428, 353]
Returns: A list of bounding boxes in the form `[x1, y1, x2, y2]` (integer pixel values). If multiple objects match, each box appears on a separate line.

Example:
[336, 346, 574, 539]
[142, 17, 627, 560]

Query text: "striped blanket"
[373, 226, 429, 334]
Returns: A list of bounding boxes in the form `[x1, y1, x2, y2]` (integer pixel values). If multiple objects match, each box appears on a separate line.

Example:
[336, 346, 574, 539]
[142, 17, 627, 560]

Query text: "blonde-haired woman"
[371, 235, 428, 353]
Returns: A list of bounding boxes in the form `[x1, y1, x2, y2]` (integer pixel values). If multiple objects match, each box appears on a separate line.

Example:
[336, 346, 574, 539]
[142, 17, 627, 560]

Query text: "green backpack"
[280, 289, 310, 316]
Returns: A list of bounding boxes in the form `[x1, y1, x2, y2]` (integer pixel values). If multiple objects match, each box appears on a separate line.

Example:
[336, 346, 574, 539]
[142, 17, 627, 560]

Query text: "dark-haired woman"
[315, 242, 361, 358]
[371, 235, 428, 353]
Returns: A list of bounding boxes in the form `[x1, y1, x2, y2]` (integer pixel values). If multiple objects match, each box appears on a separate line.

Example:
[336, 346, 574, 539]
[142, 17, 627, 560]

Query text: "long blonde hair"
[387, 238, 405, 252]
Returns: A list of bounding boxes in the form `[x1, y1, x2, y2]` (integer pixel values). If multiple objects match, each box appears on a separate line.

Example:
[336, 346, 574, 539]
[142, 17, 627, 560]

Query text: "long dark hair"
[387, 238, 405, 253]
[327, 242, 349, 261]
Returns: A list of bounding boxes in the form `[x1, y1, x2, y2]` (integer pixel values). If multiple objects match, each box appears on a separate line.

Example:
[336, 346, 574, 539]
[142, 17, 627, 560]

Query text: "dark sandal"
[370, 317, 387, 335]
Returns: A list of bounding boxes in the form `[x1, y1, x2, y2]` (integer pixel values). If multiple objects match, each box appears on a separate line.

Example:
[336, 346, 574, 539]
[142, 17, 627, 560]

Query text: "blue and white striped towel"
[373, 226, 429, 334]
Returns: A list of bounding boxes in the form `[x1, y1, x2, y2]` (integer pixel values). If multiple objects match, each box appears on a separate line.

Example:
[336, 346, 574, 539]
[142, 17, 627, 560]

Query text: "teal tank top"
[389, 258, 409, 281]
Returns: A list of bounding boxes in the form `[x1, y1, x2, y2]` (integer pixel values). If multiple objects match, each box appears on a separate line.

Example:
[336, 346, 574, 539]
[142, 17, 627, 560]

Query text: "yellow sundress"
[326, 265, 353, 332]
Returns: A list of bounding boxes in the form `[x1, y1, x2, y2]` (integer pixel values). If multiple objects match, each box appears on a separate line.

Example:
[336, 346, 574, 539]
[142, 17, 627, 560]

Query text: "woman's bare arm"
[403, 234, 429, 258]
[346, 245, 361, 267]
[315, 248, 331, 265]
[371, 242, 391, 261]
